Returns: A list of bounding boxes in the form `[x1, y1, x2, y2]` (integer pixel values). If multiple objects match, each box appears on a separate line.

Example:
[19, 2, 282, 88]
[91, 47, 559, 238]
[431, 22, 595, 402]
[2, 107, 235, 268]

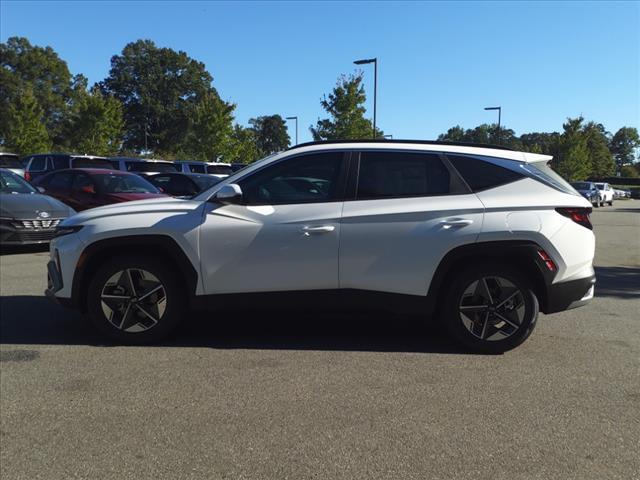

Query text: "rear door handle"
[302, 225, 335, 235]
[440, 219, 474, 229]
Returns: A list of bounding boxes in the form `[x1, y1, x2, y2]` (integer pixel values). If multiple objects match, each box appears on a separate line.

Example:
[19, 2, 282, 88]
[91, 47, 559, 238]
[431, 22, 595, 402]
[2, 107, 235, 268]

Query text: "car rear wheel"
[442, 264, 539, 354]
[86, 256, 185, 344]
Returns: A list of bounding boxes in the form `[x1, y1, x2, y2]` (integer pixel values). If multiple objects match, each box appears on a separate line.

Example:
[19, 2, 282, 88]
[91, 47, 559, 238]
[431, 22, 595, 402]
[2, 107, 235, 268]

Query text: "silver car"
[0, 152, 25, 177]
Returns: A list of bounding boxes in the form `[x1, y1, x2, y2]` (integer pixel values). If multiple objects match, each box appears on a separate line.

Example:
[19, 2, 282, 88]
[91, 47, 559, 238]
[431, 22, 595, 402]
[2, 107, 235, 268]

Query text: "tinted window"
[571, 182, 592, 190]
[47, 172, 74, 189]
[357, 151, 454, 200]
[239, 152, 343, 205]
[0, 155, 22, 168]
[207, 164, 233, 175]
[53, 156, 70, 169]
[447, 154, 523, 192]
[71, 157, 111, 169]
[72, 173, 94, 191]
[29, 156, 46, 171]
[192, 175, 220, 190]
[188, 163, 206, 174]
[521, 163, 578, 195]
[126, 161, 178, 172]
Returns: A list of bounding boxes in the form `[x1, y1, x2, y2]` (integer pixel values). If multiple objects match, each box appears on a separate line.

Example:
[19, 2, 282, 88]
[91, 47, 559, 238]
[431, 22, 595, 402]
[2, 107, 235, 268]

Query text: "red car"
[33, 168, 167, 211]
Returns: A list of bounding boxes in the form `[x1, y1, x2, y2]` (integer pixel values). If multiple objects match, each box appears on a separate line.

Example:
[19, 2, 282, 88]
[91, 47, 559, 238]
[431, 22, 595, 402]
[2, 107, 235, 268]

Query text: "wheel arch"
[71, 235, 199, 312]
[425, 240, 555, 316]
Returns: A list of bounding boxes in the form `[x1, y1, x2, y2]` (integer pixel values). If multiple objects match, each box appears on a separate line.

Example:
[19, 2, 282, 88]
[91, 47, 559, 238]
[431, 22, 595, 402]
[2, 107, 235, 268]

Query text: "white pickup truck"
[595, 182, 614, 206]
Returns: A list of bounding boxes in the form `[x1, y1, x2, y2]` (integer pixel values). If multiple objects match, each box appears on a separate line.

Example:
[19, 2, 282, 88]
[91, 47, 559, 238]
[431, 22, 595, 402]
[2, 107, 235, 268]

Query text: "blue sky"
[2, 1, 638, 143]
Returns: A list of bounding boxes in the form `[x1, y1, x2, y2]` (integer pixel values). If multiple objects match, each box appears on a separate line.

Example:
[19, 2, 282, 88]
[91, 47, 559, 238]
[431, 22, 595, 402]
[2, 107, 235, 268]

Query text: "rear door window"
[46, 171, 74, 190]
[71, 157, 111, 169]
[356, 151, 461, 200]
[53, 156, 70, 170]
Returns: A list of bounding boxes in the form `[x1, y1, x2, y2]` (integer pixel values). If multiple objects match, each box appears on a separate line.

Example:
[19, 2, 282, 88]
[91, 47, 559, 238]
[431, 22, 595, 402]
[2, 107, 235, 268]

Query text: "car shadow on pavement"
[0, 244, 49, 256]
[0, 296, 466, 354]
[594, 266, 640, 299]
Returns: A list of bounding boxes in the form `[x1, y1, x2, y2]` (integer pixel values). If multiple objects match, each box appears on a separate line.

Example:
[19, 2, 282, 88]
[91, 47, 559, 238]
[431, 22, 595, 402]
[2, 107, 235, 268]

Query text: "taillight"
[555, 207, 593, 230]
[537, 250, 557, 271]
[25, 172, 31, 182]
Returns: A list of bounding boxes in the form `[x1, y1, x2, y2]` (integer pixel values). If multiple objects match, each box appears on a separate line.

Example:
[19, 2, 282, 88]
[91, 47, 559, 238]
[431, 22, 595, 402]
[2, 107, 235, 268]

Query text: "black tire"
[608, 199, 613, 206]
[86, 255, 186, 344]
[593, 201, 599, 208]
[442, 264, 539, 354]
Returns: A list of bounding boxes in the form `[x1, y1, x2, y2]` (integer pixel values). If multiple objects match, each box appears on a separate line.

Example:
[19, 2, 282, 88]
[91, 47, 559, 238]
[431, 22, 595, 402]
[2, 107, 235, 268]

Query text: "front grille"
[5, 231, 57, 243]
[11, 219, 61, 230]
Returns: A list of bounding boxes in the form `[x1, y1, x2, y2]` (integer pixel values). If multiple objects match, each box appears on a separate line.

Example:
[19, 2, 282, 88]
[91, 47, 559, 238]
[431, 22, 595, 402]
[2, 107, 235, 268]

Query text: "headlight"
[53, 225, 83, 238]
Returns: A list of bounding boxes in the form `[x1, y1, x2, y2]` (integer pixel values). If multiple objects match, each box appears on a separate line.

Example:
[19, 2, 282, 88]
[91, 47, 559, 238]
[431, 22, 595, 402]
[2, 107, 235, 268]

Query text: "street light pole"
[354, 57, 377, 138]
[285, 116, 298, 145]
[484, 106, 502, 144]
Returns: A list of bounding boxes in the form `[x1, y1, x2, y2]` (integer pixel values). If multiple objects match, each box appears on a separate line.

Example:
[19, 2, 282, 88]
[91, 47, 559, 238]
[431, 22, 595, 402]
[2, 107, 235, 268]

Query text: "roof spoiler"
[523, 152, 553, 163]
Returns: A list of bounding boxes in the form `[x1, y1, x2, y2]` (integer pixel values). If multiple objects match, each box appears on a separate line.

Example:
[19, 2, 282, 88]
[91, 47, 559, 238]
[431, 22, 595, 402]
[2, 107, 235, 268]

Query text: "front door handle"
[302, 225, 335, 236]
[440, 218, 474, 229]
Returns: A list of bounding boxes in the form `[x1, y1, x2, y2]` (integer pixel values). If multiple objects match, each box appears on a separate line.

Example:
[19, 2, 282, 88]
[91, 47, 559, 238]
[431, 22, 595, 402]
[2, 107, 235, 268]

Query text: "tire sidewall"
[443, 264, 539, 354]
[86, 256, 185, 344]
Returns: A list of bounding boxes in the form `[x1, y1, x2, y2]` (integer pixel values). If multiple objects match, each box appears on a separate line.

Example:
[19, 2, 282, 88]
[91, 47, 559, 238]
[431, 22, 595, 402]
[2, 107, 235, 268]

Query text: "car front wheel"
[443, 264, 539, 354]
[86, 256, 186, 344]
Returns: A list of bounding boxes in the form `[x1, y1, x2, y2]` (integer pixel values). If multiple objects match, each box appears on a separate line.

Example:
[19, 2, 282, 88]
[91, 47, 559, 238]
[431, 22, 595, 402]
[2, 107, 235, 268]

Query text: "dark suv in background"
[23, 154, 112, 182]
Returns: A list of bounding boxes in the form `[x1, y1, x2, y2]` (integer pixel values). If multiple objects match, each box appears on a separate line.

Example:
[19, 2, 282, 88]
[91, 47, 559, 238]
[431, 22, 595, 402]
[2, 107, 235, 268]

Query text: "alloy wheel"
[100, 269, 167, 333]
[458, 276, 525, 341]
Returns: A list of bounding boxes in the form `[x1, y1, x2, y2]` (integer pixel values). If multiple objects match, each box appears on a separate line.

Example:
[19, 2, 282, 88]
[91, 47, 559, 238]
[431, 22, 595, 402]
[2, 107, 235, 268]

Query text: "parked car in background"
[206, 162, 233, 178]
[0, 152, 25, 177]
[109, 157, 179, 174]
[570, 182, 601, 207]
[144, 172, 222, 198]
[23, 154, 112, 182]
[174, 160, 209, 174]
[0, 168, 75, 245]
[47, 140, 595, 353]
[594, 182, 614, 206]
[34, 168, 166, 212]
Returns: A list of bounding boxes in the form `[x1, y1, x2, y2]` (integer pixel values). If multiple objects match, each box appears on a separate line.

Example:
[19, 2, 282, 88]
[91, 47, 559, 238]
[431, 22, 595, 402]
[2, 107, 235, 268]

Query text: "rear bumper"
[543, 274, 596, 314]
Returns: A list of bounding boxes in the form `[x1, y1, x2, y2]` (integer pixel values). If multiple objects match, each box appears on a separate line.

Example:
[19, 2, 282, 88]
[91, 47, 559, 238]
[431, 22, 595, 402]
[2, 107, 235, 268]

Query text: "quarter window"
[447, 154, 523, 192]
[29, 157, 46, 171]
[356, 151, 456, 200]
[239, 152, 343, 205]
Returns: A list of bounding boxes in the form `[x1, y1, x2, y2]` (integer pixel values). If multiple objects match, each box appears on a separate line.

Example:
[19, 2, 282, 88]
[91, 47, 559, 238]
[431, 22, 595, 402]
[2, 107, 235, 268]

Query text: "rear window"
[126, 161, 178, 173]
[71, 157, 112, 169]
[571, 182, 592, 190]
[446, 155, 524, 192]
[188, 163, 206, 174]
[0, 155, 22, 168]
[207, 164, 233, 175]
[520, 162, 579, 195]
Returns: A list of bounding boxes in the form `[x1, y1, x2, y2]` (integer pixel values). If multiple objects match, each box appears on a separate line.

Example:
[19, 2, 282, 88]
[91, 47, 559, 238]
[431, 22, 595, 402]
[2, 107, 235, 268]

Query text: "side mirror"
[213, 184, 242, 204]
[81, 185, 95, 194]
[37, 186, 45, 193]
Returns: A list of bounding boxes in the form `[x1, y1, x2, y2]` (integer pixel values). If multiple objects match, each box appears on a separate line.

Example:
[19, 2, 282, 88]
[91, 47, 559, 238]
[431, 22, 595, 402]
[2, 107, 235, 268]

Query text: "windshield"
[192, 175, 222, 191]
[0, 169, 37, 194]
[595, 183, 605, 190]
[94, 173, 160, 194]
[571, 182, 592, 190]
[71, 157, 112, 169]
[126, 161, 179, 173]
[0, 155, 23, 169]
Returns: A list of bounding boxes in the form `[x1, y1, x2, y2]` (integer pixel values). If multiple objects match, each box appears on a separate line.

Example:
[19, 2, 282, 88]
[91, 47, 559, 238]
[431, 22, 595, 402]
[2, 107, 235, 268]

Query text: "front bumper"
[0, 219, 61, 245]
[45, 258, 74, 308]
[544, 274, 596, 314]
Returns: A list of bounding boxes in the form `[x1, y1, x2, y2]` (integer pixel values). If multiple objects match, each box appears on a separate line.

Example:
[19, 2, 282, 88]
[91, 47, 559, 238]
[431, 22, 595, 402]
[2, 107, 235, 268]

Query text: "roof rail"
[287, 139, 514, 151]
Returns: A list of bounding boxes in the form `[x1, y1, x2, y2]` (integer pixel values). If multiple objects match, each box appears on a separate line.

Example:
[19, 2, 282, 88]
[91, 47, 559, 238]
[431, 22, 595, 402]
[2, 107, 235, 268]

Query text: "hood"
[103, 192, 167, 203]
[62, 196, 202, 226]
[0, 193, 75, 219]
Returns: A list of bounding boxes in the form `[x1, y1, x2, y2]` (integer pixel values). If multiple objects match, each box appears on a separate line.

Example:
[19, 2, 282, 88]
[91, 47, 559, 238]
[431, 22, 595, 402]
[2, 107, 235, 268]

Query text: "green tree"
[609, 127, 640, 168]
[182, 92, 235, 161]
[101, 39, 218, 154]
[248, 115, 290, 156]
[620, 164, 639, 178]
[224, 125, 261, 164]
[438, 123, 520, 148]
[437, 125, 466, 142]
[555, 117, 591, 181]
[583, 122, 615, 178]
[0, 36, 76, 146]
[311, 73, 382, 140]
[63, 87, 124, 156]
[4, 87, 51, 155]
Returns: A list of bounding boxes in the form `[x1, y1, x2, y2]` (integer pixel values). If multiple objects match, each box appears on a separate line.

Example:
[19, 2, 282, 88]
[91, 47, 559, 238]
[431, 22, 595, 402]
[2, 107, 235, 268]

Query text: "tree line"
[1, 36, 638, 180]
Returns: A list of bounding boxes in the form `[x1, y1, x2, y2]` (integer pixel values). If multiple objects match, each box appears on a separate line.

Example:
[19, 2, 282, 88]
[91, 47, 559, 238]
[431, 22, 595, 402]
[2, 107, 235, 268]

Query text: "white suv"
[594, 182, 614, 206]
[46, 141, 596, 353]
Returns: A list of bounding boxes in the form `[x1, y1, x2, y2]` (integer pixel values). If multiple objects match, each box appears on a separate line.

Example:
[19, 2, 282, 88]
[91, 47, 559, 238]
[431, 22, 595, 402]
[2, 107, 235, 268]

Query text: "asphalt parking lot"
[1, 201, 639, 480]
